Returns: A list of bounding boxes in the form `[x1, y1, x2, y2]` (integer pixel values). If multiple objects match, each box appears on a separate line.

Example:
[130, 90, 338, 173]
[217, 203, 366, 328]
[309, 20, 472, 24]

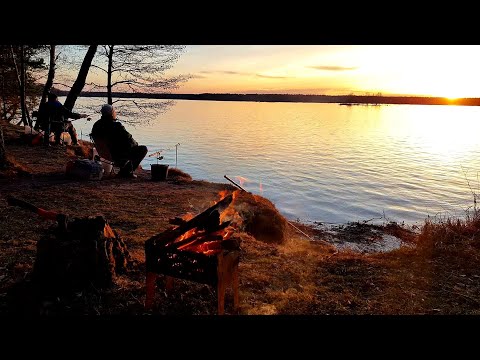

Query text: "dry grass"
[1, 122, 480, 315]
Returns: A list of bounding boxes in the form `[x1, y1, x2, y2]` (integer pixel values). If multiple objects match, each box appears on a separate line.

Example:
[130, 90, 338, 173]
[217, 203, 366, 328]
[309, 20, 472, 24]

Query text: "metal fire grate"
[144, 193, 241, 315]
[145, 245, 240, 315]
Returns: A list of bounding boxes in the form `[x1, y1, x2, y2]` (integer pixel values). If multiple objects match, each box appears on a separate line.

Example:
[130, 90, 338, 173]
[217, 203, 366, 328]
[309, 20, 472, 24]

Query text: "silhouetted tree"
[0, 123, 5, 169]
[7, 45, 45, 125]
[63, 45, 98, 111]
[9, 45, 28, 125]
[87, 45, 188, 123]
[95, 45, 186, 104]
[0, 47, 17, 120]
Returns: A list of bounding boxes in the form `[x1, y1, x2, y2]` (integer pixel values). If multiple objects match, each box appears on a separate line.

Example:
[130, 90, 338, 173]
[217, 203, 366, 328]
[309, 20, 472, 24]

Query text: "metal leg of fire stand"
[166, 276, 174, 294]
[233, 268, 239, 311]
[145, 272, 157, 309]
[217, 254, 226, 315]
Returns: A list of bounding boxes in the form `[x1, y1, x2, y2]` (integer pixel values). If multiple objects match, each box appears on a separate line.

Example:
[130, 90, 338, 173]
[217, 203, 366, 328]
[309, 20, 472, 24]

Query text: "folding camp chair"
[89, 135, 121, 178]
[30, 110, 70, 146]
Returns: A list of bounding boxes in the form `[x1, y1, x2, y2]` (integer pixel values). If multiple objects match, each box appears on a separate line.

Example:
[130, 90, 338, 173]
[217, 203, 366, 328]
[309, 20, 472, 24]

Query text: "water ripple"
[72, 99, 480, 225]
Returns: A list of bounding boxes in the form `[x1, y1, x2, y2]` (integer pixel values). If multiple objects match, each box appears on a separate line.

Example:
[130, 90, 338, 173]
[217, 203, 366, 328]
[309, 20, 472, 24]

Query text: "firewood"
[176, 235, 223, 251]
[169, 217, 187, 226]
[31, 215, 132, 295]
[148, 194, 233, 247]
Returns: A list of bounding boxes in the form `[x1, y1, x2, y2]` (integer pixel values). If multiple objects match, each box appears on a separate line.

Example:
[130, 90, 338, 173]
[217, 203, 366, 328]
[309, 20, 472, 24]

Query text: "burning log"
[7, 196, 131, 295]
[169, 221, 231, 250]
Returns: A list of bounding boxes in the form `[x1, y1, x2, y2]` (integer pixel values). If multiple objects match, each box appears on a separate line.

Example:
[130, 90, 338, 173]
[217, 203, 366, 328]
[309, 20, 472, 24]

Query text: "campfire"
[145, 190, 242, 314]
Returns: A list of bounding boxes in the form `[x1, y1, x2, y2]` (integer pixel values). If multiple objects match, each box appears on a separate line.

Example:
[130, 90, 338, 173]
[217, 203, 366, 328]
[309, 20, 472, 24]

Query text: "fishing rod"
[224, 175, 247, 192]
[148, 143, 180, 167]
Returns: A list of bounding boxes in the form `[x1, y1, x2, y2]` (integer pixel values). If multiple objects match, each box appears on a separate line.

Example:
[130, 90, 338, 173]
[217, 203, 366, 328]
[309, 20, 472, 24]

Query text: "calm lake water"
[70, 98, 480, 226]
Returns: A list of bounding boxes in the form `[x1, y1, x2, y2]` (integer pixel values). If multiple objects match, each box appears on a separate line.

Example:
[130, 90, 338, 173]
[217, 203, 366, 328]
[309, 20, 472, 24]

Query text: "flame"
[232, 189, 239, 201]
[222, 228, 235, 240]
[218, 190, 229, 201]
[168, 189, 242, 255]
[177, 237, 202, 250]
[219, 190, 242, 227]
[235, 175, 250, 188]
[175, 227, 199, 243]
[209, 227, 234, 240]
[104, 224, 116, 238]
[186, 240, 223, 254]
[203, 250, 218, 256]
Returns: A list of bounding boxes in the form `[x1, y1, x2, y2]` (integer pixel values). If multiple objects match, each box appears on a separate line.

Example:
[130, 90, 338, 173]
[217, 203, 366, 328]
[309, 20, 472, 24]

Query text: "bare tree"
[0, 47, 16, 120]
[89, 45, 188, 124]
[9, 46, 29, 126]
[7, 45, 46, 125]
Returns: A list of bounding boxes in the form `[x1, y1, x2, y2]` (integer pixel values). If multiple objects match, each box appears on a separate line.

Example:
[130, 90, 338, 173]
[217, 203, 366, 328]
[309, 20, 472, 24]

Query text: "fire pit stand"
[145, 248, 239, 315]
[144, 193, 241, 315]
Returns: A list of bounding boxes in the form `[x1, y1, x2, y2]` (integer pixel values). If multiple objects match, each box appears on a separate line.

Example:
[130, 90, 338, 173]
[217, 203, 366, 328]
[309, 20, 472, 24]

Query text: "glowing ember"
[174, 228, 198, 242]
[182, 213, 195, 221]
[185, 240, 223, 254]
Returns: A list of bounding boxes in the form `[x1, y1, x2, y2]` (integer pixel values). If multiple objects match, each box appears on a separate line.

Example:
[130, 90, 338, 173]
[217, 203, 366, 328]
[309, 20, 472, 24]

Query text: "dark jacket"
[37, 100, 82, 131]
[91, 116, 138, 161]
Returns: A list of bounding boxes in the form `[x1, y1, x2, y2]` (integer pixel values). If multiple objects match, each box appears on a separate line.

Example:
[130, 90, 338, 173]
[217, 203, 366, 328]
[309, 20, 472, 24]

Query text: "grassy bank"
[1, 122, 479, 315]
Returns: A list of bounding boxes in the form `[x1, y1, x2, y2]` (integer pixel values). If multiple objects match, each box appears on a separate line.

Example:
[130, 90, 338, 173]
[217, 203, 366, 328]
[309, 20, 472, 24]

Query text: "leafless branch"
[90, 64, 108, 73]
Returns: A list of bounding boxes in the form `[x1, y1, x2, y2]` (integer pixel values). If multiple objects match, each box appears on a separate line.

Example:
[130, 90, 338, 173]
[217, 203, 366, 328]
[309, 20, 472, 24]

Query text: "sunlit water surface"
[71, 98, 480, 225]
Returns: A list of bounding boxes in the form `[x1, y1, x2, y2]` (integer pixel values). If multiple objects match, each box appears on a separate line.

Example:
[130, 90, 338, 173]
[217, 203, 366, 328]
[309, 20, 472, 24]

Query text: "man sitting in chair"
[90, 104, 148, 179]
[36, 92, 88, 146]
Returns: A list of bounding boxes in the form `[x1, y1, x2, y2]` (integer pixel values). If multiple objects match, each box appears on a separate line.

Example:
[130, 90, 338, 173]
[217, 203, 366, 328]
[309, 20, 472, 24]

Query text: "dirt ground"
[1, 122, 479, 315]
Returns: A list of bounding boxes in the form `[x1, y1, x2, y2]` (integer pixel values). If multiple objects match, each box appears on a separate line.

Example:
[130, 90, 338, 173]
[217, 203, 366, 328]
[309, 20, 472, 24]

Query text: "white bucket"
[101, 161, 113, 176]
[92, 147, 114, 177]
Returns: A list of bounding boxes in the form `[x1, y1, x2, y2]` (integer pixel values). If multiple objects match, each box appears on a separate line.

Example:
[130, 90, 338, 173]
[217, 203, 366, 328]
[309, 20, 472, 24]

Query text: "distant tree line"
[53, 91, 480, 106]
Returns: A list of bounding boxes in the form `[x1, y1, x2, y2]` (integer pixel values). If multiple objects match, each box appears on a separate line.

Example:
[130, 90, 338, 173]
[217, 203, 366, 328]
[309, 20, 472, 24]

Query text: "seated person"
[90, 104, 147, 178]
[36, 92, 88, 145]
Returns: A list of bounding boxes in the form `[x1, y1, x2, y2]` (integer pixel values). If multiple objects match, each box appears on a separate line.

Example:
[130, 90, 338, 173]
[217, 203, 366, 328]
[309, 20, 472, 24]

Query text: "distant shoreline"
[57, 91, 480, 106]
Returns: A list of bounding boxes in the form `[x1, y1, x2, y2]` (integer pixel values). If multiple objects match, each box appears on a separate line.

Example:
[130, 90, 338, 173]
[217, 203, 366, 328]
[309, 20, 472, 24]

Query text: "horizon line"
[52, 90, 480, 100]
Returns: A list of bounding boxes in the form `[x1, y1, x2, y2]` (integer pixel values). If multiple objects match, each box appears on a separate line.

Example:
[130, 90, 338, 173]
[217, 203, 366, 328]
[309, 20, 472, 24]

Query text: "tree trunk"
[40, 45, 56, 105]
[107, 45, 114, 105]
[1, 71, 7, 119]
[20, 46, 32, 126]
[63, 45, 98, 111]
[0, 123, 6, 169]
[9, 46, 27, 126]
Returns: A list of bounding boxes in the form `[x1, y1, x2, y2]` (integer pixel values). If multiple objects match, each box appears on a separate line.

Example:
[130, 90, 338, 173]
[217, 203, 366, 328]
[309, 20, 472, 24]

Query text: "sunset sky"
[62, 45, 480, 99]
[165, 45, 480, 98]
